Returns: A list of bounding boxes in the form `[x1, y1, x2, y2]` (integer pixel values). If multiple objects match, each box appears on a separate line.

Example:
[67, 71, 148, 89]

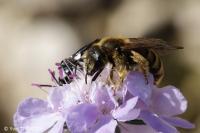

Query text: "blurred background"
[0, 0, 199, 132]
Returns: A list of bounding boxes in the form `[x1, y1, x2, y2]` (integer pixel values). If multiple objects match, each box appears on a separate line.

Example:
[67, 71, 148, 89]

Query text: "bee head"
[85, 46, 107, 75]
[59, 57, 80, 84]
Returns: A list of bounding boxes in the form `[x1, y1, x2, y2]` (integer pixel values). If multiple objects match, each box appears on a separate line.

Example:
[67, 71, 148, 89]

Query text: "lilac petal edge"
[161, 116, 195, 129]
[140, 110, 178, 133]
[151, 86, 187, 116]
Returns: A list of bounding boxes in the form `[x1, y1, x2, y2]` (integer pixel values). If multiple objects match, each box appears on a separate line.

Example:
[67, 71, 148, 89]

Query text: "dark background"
[0, 0, 199, 132]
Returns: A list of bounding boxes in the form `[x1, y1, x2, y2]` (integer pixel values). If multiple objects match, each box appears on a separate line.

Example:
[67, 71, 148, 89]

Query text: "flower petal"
[16, 97, 52, 117]
[48, 86, 79, 110]
[89, 115, 117, 133]
[161, 116, 195, 129]
[112, 97, 140, 122]
[140, 110, 178, 133]
[48, 119, 65, 133]
[66, 103, 100, 133]
[124, 72, 154, 104]
[14, 112, 63, 133]
[151, 86, 187, 116]
[96, 63, 113, 82]
[14, 98, 64, 133]
[90, 83, 116, 113]
[119, 122, 158, 133]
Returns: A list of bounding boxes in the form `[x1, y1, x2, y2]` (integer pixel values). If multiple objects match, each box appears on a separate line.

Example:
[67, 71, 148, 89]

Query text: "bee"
[59, 37, 183, 85]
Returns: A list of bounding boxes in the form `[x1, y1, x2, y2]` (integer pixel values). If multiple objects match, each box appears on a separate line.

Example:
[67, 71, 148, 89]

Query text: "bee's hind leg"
[131, 51, 150, 84]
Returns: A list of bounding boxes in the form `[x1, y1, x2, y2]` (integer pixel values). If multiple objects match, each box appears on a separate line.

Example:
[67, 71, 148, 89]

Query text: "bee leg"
[92, 67, 104, 82]
[108, 69, 115, 85]
[75, 64, 77, 75]
[143, 69, 149, 84]
[108, 69, 122, 88]
[85, 66, 89, 84]
[85, 72, 88, 84]
[131, 51, 149, 84]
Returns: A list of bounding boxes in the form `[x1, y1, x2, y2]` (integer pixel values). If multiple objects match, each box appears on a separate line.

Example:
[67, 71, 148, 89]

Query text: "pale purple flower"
[14, 62, 195, 133]
[65, 83, 140, 133]
[123, 71, 195, 133]
[14, 85, 79, 133]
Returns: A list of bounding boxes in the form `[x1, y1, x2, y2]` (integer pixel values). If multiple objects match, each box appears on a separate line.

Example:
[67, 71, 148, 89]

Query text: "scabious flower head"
[65, 81, 140, 133]
[14, 63, 194, 133]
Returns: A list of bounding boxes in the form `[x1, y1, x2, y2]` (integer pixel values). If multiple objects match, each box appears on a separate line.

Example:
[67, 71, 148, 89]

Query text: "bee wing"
[123, 38, 183, 51]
